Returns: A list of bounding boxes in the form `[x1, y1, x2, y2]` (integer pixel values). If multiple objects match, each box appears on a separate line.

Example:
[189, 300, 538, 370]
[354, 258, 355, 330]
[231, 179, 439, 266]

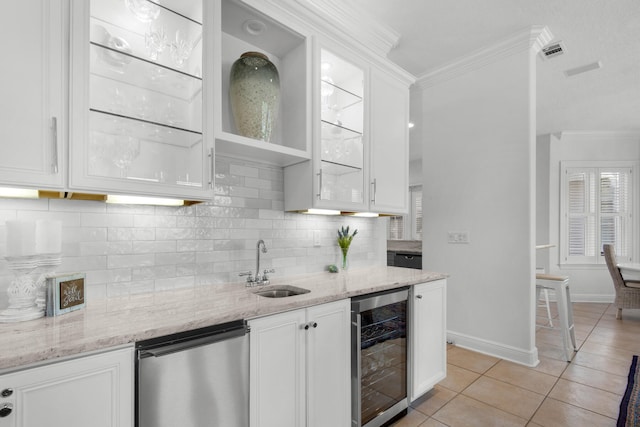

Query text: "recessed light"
[243, 19, 266, 36]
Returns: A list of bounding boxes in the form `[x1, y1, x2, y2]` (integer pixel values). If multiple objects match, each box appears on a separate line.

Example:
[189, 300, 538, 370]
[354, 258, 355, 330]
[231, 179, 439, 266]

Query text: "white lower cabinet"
[249, 299, 351, 427]
[0, 346, 133, 427]
[409, 279, 447, 402]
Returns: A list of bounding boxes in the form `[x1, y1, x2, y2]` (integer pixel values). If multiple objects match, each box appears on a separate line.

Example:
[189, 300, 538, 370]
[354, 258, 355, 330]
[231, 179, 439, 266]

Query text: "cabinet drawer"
[394, 253, 422, 269]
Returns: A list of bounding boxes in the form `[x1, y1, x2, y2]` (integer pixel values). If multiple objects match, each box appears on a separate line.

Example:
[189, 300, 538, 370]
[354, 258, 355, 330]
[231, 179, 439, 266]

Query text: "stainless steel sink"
[253, 285, 310, 298]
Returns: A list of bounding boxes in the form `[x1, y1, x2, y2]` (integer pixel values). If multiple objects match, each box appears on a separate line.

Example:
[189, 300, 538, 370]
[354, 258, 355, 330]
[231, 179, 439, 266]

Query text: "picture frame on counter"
[46, 273, 86, 316]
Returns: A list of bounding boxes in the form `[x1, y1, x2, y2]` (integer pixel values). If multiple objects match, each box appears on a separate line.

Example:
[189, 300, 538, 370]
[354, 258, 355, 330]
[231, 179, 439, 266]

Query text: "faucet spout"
[256, 239, 267, 281]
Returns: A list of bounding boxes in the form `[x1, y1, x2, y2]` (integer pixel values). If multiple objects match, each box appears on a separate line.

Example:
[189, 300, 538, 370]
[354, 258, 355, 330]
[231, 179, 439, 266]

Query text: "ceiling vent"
[564, 61, 603, 77]
[540, 41, 565, 60]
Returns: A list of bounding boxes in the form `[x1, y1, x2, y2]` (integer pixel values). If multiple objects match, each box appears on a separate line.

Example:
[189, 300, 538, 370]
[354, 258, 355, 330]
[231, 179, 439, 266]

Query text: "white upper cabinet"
[317, 48, 366, 210]
[214, 0, 311, 167]
[69, 0, 214, 200]
[0, 0, 66, 190]
[284, 38, 411, 215]
[369, 68, 409, 215]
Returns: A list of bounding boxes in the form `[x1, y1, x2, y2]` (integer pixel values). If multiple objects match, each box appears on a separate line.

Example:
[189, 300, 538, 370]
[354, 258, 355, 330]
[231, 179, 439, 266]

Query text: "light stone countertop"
[0, 266, 446, 372]
[387, 240, 423, 255]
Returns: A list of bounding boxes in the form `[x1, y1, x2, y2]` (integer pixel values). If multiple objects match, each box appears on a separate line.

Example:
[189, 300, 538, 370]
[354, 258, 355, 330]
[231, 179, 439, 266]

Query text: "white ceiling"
[350, 0, 640, 155]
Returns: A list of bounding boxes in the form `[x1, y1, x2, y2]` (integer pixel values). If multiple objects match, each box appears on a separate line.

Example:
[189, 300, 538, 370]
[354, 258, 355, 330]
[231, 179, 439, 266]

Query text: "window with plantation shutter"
[561, 162, 635, 264]
[412, 187, 422, 240]
[388, 216, 404, 240]
[387, 186, 422, 240]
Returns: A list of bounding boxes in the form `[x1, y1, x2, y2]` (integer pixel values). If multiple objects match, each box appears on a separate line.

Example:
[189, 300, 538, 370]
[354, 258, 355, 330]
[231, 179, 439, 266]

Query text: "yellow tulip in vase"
[337, 226, 358, 271]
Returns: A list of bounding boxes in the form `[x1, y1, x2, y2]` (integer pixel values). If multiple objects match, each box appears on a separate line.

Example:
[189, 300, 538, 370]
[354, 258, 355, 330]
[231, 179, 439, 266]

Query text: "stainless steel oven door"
[352, 288, 409, 427]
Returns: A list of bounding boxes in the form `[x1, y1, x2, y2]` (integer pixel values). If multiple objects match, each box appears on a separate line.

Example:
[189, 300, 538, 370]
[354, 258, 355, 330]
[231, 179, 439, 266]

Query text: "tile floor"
[391, 302, 640, 426]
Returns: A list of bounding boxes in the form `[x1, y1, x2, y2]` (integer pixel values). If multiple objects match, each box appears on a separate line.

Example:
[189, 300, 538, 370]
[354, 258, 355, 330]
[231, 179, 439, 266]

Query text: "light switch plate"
[313, 230, 321, 247]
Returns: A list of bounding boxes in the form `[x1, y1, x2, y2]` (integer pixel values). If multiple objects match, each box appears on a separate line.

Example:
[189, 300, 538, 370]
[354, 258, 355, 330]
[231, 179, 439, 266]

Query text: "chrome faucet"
[256, 239, 267, 280]
[239, 239, 275, 286]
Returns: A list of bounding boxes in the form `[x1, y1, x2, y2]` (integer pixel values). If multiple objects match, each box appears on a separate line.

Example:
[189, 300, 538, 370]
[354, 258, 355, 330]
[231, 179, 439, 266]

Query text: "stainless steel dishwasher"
[136, 320, 249, 427]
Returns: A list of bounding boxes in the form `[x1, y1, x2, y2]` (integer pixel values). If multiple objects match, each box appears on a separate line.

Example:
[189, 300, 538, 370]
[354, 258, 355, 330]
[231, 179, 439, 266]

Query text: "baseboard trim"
[447, 330, 539, 367]
[541, 293, 615, 303]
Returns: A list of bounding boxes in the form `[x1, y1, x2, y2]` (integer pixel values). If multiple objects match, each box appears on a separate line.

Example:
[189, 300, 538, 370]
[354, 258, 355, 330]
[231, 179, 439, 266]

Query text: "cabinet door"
[0, 0, 65, 189]
[306, 299, 351, 427]
[369, 69, 409, 214]
[70, 0, 213, 200]
[249, 309, 306, 427]
[316, 46, 367, 211]
[0, 346, 133, 427]
[409, 280, 447, 402]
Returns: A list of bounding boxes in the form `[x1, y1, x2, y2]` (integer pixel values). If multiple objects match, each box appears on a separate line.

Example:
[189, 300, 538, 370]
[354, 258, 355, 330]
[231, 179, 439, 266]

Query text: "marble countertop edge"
[0, 266, 446, 372]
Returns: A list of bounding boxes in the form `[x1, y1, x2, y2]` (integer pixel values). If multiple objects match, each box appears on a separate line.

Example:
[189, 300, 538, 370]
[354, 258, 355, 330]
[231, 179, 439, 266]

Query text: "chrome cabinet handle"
[51, 117, 59, 174]
[416, 295, 423, 299]
[0, 388, 12, 398]
[317, 169, 323, 200]
[0, 403, 13, 418]
[312, 322, 318, 328]
[371, 178, 377, 204]
[208, 148, 214, 189]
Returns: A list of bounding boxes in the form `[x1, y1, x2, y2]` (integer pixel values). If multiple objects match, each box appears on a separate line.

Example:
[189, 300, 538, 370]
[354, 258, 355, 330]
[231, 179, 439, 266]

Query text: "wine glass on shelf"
[171, 30, 193, 69]
[145, 25, 168, 61]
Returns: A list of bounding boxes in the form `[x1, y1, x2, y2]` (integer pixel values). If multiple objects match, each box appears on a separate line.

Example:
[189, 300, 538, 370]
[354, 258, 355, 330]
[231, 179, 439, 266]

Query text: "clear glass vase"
[341, 247, 349, 271]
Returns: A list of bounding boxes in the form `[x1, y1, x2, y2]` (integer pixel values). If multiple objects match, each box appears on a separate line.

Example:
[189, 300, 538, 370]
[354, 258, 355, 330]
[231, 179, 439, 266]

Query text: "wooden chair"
[603, 244, 640, 319]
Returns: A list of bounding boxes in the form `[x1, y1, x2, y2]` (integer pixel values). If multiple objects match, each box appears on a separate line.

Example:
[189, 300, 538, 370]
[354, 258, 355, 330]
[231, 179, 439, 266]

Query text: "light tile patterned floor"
[391, 303, 640, 427]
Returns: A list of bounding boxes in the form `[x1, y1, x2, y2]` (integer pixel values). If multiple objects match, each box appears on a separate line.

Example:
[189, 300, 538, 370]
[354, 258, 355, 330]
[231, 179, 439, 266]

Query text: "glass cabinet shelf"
[90, 109, 202, 148]
[88, 110, 203, 186]
[321, 80, 362, 114]
[320, 160, 362, 175]
[320, 121, 363, 169]
[90, 42, 202, 102]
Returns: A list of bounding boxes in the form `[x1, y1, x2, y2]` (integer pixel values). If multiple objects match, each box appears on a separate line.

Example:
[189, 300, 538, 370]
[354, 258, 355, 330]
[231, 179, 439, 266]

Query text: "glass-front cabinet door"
[70, 0, 212, 200]
[317, 48, 365, 209]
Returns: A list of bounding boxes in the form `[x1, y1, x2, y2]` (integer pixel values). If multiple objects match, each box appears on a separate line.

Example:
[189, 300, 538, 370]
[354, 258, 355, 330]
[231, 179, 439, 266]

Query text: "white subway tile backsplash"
[0, 157, 386, 302]
[133, 241, 176, 254]
[108, 227, 155, 241]
[230, 164, 260, 178]
[108, 254, 155, 269]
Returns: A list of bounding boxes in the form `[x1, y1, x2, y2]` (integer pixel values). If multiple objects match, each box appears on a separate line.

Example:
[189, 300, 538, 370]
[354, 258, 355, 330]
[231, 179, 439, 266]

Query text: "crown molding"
[417, 25, 553, 89]
[240, 0, 414, 84]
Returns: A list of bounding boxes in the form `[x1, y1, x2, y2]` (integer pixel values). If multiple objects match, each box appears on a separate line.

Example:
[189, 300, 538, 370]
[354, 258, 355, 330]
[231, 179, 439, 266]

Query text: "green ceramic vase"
[229, 51, 280, 142]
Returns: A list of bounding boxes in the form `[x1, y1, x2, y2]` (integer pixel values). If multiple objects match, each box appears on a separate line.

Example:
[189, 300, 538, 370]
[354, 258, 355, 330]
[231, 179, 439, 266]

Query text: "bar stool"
[535, 274, 577, 361]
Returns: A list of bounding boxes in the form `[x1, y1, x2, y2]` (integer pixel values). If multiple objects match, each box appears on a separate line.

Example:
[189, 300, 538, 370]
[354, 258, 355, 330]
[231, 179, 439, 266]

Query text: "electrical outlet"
[447, 231, 470, 244]
[313, 230, 321, 247]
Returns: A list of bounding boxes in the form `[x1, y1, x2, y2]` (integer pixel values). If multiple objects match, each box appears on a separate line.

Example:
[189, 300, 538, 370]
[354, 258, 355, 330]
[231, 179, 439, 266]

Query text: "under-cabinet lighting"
[0, 187, 39, 199]
[106, 195, 184, 206]
[300, 209, 341, 215]
[350, 212, 379, 217]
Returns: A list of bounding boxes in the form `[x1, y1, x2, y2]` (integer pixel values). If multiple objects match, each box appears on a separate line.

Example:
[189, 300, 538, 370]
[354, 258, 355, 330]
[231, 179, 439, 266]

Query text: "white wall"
[420, 42, 538, 365]
[538, 131, 640, 301]
[0, 156, 387, 308]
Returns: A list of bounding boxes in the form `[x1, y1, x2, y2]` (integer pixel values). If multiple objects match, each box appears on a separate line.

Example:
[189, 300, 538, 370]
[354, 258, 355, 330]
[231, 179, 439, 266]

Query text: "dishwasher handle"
[138, 326, 247, 359]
